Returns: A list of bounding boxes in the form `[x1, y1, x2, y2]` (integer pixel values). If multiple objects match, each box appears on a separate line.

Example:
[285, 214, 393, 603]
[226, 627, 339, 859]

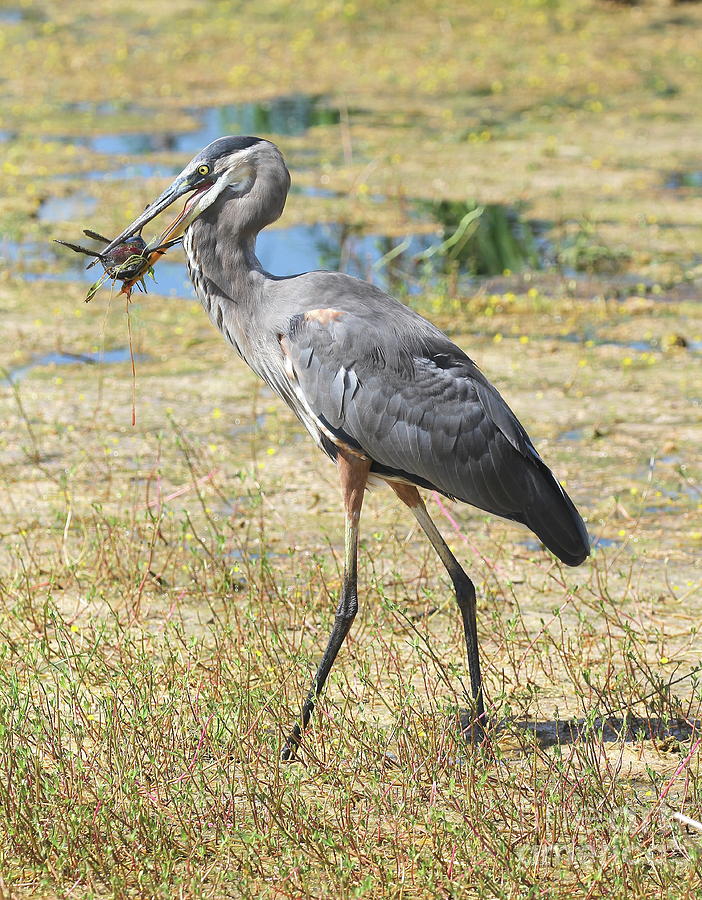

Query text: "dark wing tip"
[557, 542, 590, 567]
[524, 467, 590, 567]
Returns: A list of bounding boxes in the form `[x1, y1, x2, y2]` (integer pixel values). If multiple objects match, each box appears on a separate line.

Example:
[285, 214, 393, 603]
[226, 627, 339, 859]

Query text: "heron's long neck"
[183, 218, 268, 362]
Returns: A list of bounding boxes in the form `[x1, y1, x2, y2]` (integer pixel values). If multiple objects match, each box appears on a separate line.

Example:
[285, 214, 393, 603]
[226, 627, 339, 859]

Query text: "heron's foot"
[460, 709, 489, 745]
[281, 724, 303, 762]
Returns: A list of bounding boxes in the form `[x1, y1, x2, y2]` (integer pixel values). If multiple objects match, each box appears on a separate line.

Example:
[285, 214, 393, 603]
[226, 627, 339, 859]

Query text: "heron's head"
[103, 136, 290, 261]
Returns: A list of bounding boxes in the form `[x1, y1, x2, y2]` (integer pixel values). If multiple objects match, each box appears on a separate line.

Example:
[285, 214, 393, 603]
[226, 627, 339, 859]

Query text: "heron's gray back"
[242, 271, 585, 566]
[263, 272, 536, 499]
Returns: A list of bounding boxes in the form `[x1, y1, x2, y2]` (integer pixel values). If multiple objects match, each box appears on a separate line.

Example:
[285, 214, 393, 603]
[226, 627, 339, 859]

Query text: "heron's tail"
[521, 462, 590, 566]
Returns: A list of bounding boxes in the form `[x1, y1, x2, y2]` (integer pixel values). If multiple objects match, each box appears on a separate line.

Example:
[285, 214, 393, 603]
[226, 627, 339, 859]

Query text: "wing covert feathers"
[278, 301, 589, 566]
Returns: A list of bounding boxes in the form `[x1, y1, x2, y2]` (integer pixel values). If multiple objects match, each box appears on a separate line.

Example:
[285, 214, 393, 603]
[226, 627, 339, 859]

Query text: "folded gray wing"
[280, 308, 548, 522]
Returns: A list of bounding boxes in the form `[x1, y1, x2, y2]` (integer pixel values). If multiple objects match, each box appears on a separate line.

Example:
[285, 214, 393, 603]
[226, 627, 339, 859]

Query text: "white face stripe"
[213, 144, 261, 172]
[177, 146, 260, 226]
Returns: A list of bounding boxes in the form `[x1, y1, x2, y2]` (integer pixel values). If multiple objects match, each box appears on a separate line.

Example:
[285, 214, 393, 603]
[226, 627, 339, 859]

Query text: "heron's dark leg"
[282, 449, 370, 760]
[392, 484, 486, 734]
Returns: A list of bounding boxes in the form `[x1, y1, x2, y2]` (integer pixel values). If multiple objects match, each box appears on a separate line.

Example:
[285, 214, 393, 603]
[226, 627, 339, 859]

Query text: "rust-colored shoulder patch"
[305, 308, 345, 325]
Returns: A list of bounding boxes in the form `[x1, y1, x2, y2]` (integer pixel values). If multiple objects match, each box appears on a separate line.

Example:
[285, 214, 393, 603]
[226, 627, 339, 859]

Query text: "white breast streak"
[278, 336, 370, 461]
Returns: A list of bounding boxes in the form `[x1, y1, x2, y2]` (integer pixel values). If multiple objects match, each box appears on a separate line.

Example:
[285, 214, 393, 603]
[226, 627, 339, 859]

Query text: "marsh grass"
[1, 286, 701, 895]
[0, 476, 701, 898]
[1, 269, 701, 895]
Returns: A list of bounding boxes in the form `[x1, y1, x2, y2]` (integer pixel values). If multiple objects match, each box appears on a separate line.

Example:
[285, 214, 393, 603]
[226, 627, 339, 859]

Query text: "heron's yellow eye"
[197, 164, 210, 176]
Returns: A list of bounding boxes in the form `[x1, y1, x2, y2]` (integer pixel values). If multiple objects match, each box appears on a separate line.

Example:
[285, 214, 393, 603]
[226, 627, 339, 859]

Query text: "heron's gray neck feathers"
[182, 147, 290, 365]
[183, 217, 269, 367]
[183, 151, 288, 307]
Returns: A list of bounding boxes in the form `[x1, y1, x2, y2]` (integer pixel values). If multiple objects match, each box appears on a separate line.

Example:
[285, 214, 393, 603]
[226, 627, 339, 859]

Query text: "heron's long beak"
[102, 175, 214, 256]
[101, 173, 215, 294]
[102, 176, 188, 255]
[147, 182, 214, 251]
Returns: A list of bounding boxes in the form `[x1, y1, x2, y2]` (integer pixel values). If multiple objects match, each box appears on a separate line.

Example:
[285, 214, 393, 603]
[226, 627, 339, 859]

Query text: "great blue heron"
[97, 136, 589, 759]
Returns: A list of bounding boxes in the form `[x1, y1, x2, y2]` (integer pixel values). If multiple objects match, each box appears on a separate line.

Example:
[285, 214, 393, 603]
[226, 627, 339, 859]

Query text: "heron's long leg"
[282, 449, 371, 760]
[392, 484, 486, 731]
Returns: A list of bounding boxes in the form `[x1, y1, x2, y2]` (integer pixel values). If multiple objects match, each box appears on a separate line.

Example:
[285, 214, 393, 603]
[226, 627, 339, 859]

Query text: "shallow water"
[558, 428, 585, 442]
[664, 171, 702, 190]
[38, 195, 98, 223]
[548, 331, 702, 355]
[6, 348, 145, 383]
[19, 187, 557, 301]
[41, 95, 345, 157]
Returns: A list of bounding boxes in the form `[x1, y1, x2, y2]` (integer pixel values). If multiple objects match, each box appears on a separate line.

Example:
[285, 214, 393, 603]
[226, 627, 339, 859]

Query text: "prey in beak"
[54, 229, 173, 301]
[55, 180, 213, 302]
[56, 170, 224, 301]
[55, 136, 260, 301]
[102, 177, 217, 297]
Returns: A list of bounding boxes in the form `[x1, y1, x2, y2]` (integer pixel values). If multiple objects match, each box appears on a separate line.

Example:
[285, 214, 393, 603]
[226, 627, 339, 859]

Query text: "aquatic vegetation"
[417, 200, 542, 276]
[556, 219, 631, 275]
